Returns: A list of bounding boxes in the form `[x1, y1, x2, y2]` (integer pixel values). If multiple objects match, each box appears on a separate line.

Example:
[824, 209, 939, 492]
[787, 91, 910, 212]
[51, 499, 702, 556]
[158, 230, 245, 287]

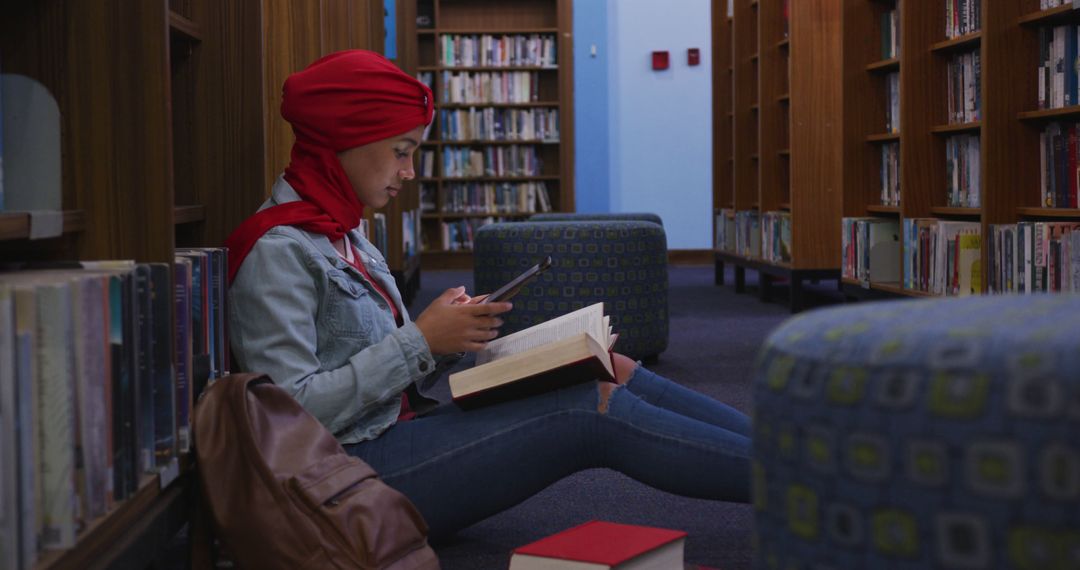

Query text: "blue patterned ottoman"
[473, 220, 669, 360]
[752, 294, 1080, 569]
[529, 212, 664, 227]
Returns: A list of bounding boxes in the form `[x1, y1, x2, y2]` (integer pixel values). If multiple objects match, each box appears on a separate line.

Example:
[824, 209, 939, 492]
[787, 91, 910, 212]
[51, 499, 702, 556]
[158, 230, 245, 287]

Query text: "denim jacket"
[229, 176, 437, 443]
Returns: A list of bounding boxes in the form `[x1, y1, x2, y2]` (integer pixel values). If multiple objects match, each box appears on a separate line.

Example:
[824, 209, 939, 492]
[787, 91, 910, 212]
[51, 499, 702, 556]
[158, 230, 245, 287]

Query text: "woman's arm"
[229, 232, 432, 434]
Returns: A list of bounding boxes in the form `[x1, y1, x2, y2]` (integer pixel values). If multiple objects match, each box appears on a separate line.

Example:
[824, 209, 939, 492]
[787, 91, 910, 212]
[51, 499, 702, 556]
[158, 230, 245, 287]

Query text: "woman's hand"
[415, 287, 513, 354]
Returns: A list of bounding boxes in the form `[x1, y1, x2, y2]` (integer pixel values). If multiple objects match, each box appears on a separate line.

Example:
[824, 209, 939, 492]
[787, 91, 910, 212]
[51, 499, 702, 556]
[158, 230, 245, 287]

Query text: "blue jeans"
[345, 366, 751, 539]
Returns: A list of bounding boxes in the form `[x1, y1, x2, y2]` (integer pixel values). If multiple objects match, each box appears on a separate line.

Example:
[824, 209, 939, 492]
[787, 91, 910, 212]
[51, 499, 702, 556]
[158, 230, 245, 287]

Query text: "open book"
[448, 303, 617, 407]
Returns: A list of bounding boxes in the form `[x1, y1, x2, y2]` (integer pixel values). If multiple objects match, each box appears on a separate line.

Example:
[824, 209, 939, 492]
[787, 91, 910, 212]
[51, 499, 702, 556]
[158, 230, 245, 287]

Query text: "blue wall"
[572, 0, 609, 214]
[574, 0, 713, 248]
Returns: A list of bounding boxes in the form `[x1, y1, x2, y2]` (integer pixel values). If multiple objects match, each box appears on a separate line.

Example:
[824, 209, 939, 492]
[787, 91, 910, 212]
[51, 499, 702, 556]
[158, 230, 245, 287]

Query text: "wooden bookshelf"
[733, 0, 760, 216]
[713, 0, 734, 265]
[714, 0, 841, 312]
[839, 0, 1079, 298]
[404, 0, 574, 269]
[1, 0, 390, 566]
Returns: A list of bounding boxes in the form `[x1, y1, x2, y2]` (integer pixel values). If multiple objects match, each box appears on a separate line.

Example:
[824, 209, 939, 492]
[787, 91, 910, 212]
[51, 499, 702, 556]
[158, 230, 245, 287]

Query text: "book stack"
[0, 248, 227, 569]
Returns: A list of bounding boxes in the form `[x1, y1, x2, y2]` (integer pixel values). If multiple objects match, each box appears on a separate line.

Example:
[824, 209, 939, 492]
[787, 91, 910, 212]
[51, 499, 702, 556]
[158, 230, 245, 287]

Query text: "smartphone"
[481, 256, 553, 304]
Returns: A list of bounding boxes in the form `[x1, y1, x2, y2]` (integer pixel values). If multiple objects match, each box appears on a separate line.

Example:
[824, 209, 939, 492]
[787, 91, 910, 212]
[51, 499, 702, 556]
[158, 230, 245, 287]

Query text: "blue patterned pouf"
[473, 220, 669, 360]
[752, 294, 1080, 570]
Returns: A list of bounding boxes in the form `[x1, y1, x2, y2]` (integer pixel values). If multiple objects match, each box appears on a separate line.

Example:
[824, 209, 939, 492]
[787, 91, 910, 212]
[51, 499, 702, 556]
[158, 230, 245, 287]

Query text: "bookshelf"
[402, 0, 575, 270]
[712, 0, 734, 286]
[715, 0, 842, 312]
[841, 0, 1080, 300]
[1, 1, 389, 567]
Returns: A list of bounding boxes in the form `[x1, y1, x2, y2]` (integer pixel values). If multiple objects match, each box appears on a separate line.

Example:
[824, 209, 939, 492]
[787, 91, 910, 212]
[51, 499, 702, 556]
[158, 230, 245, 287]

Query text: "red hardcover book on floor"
[509, 520, 687, 569]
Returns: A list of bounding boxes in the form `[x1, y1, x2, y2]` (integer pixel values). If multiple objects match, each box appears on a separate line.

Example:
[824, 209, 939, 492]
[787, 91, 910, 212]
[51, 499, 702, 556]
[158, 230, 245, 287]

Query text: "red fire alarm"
[688, 48, 700, 66]
[652, 51, 669, 71]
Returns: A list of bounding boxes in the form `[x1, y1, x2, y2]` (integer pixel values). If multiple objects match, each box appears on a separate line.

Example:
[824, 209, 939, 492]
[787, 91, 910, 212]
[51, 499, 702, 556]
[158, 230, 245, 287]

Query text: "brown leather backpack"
[193, 373, 439, 569]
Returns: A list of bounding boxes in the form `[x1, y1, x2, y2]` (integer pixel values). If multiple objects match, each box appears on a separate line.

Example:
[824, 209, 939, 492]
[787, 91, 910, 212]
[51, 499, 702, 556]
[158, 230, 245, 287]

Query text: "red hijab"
[225, 50, 434, 284]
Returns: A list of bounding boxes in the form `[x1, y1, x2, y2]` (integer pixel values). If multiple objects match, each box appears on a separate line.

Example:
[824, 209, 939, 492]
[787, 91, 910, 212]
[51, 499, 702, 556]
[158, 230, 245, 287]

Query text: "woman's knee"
[596, 380, 624, 414]
[611, 352, 639, 384]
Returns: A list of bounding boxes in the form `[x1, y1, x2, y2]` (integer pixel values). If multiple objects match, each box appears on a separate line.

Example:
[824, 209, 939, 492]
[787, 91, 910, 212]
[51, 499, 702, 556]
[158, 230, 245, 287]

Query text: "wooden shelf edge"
[1018, 5, 1076, 26]
[930, 122, 982, 134]
[871, 281, 937, 298]
[174, 205, 206, 225]
[866, 132, 901, 143]
[930, 206, 981, 217]
[35, 460, 193, 570]
[931, 31, 981, 52]
[1017, 207, 1080, 218]
[866, 57, 900, 73]
[168, 11, 202, 43]
[866, 205, 901, 215]
[0, 210, 85, 241]
[1018, 105, 1080, 121]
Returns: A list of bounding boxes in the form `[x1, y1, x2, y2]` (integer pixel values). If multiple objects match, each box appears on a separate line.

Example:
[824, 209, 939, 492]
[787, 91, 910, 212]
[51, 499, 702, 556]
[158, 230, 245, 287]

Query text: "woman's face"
[337, 125, 424, 209]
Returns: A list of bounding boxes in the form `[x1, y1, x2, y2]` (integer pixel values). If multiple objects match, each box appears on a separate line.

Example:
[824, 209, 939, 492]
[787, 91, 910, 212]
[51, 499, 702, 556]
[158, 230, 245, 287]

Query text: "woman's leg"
[621, 364, 751, 437]
[346, 381, 750, 540]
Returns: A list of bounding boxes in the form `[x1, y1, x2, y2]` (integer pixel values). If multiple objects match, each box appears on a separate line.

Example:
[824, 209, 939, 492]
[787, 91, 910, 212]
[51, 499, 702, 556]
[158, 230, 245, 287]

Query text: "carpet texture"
[410, 265, 839, 569]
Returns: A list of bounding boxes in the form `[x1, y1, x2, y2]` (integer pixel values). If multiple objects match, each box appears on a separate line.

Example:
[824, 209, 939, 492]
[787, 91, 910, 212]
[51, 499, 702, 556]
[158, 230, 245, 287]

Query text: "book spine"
[36, 283, 77, 550]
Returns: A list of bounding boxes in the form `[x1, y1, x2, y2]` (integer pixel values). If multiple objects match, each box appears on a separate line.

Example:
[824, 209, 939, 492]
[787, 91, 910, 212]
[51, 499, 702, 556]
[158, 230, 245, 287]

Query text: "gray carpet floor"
[409, 265, 842, 570]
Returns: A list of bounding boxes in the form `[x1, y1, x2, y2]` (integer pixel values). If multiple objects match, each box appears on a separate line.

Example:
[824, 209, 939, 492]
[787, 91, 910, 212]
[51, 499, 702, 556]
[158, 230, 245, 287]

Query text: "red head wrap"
[224, 49, 434, 284]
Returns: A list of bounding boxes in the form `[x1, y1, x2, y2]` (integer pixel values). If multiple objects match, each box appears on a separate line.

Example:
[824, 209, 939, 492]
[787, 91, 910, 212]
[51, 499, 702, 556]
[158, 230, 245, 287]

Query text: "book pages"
[477, 302, 604, 365]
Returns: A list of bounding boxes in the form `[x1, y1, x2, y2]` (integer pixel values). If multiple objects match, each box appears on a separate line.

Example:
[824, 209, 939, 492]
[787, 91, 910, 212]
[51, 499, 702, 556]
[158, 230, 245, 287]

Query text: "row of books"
[360, 213, 389, 259]
[988, 222, 1080, 294]
[884, 72, 899, 134]
[440, 34, 557, 69]
[434, 181, 553, 215]
[1040, 121, 1080, 208]
[1037, 24, 1080, 110]
[945, 0, 980, 40]
[429, 217, 514, 252]
[715, 210, 735, 253]
[441, 71, 542, 105]
[903, 219, 981, 296]
[439, 107, 559, 143]
[880, 142, 900, 207]
[713, 210, 789, 263]
[881, 3, 900, 59]
[946, 50, 981, 125]
[734, 210, 761, 259]
[842, 218, 901, 284]
[945, 134, 981, 208]
[402, 209, 421, 260]
[0, 248, 228, 570]
[418, 150, 437, 178]
[760, 211, 792, 265]
[1041, 0, 1075, 10]
[442, 145, 544, 178]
